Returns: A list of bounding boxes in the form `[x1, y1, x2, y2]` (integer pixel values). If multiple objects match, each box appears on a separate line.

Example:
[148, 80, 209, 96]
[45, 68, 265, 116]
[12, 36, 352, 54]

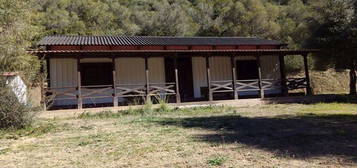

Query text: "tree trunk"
[349, 64, 357, 95]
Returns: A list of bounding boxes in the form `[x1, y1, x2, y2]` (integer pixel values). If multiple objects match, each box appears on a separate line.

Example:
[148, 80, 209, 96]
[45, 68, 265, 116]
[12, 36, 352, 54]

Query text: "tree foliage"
[0, 0, 40, 83]
[1, 0, 356, 92]
[308, 0, 357, 94]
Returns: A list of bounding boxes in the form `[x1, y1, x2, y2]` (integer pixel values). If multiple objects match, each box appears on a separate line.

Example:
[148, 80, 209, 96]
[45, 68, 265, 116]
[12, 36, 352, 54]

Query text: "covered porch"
[34, 49, 316, 110]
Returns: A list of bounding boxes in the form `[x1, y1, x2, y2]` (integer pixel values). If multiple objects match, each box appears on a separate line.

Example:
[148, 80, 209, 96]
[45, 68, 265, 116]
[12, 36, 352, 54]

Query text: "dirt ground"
[0, 103, 356, 168]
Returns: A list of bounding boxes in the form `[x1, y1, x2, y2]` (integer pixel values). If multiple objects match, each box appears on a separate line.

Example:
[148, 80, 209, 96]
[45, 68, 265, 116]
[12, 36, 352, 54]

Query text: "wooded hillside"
[1, 0, 356, 93]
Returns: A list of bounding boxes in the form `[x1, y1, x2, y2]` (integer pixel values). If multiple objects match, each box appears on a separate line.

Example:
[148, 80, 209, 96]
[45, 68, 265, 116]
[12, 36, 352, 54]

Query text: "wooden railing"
[82, 85, 113, 99]
[148, 82, 176, 96]
[44, 82, 178, 108]
[211, 80, 233, 93]
[286, 78, 307, 90]
[262, 79, 281, 90]
[209, 79, 282, 98]
[116, 84, 146, 97]
[44, 86, 77, 108]
[236, 79, 260, 91]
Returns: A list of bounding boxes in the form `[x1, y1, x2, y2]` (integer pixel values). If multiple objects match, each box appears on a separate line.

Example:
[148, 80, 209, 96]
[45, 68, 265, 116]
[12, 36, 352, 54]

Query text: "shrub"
[0, 85, 33, 129]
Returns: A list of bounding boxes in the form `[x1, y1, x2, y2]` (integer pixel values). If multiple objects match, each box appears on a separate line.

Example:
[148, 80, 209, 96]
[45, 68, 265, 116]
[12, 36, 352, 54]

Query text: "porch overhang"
[29, 49, 319, 58]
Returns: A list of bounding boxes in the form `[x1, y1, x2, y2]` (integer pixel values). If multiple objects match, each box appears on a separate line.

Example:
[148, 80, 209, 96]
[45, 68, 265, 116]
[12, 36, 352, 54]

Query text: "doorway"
[236, 60, 259, 80]
[165, 57, 194, 102]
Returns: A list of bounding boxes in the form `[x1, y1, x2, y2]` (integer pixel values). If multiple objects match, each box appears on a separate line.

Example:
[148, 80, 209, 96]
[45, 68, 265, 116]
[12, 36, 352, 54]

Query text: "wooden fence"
[44, 82, 177, 108]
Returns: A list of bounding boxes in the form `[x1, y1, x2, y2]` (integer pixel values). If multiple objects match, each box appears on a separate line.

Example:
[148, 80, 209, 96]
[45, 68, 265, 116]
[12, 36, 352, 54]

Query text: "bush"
[0, 85, 33, 129]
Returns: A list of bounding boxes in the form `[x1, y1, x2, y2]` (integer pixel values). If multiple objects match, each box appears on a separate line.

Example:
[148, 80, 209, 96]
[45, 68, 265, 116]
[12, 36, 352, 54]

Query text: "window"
[236, 60, 259, 80]
[80, 63, 113, 86]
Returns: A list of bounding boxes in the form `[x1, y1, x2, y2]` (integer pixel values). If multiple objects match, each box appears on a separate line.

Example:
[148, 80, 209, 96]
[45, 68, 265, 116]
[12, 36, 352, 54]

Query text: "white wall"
[49, 56, 281, 106]
[49, 57, 165, 106]
[6, 76, 28, 104]
[192, 56, 282, 98]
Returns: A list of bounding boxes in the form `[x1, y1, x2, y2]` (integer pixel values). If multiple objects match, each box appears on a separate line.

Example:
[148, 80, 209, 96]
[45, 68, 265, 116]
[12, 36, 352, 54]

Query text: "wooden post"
[112, 57, 118, 107]
[77, 56, 83, 109]
[231, 56, 238, 100]
[145, 56, 151, 103]
[40, 54, 47, 111]
[174, 55, 181, 103]
[257, 55, 264, 98]
[206, 55, 213, 101]
[303, 54, 312, 95]
[279, 55, 288, 96]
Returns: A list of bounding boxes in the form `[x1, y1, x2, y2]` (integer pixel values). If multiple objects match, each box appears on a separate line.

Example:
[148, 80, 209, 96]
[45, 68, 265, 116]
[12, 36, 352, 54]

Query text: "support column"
[77, 56, 82, 109]
[40, 54, 47, 111]
[174, 55, 181, 103]
[206, 55, 213, 101]
[303, 54, 312, 95]
[279, 55, 288, 96]
[231, 56, 238, 100]
[145, 56, 151, 103]
[257, 55, 264, 98]
[112, 57, 118, 107]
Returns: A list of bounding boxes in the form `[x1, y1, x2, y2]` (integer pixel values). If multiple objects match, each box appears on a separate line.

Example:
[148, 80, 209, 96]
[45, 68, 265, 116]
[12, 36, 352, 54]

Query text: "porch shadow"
[154, 114, 357, 161]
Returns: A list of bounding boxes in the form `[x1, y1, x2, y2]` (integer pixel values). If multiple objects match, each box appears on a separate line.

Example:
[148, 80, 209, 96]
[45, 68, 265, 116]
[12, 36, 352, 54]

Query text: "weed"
[207, 156, 227, 166]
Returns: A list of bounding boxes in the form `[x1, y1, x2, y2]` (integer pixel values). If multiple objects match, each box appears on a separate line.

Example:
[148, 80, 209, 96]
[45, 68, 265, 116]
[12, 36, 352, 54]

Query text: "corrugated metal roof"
[38, 35, 284, 46]
[29, 49, 318, 56]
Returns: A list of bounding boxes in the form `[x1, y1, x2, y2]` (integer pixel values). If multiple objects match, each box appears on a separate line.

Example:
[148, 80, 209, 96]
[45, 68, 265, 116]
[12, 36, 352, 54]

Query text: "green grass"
[0, 103, 356, 167]
[207, 155, 228, 166]
[0, 122, 68, 140]
[77, 105, 231, 120]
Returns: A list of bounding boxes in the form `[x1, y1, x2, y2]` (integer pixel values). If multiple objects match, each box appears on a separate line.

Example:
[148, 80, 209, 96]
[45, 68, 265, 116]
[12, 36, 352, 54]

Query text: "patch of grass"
[207, 155, 228, 166]
[301, 103, 357, 113]
[78, 141, 91, 146]
[78, 110, 120, 119]
[0, 122, 62, 139]
[0, 148, 11, 155]
[78, 105, 234, 120]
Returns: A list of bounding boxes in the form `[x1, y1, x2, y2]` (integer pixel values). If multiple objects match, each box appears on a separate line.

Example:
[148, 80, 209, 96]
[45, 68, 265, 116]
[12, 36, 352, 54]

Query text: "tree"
[132, 0, 198, 36]
[308, 0, 357, 95]
[0, 0, 40, 83]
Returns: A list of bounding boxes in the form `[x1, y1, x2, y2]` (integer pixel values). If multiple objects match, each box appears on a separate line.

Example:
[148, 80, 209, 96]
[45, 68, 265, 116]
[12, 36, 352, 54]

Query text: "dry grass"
[0, 104, 356, 167]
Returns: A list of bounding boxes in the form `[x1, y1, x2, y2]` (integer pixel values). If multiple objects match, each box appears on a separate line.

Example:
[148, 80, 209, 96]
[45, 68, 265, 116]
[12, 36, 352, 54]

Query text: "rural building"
[32, 36, 315, 109]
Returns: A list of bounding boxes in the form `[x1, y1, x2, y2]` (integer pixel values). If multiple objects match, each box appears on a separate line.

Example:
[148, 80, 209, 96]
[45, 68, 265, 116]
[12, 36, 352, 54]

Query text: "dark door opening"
[80, 63, 113, 86]
[236, 60, 259, 80]
[165, 57, 194, 102]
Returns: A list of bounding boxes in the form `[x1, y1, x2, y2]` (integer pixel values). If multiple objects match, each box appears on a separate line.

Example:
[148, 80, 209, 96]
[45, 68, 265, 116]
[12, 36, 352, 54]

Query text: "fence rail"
[209, 79, 283, 96]
[211, 80, 233, 93]
[44, 82, 178, 107]
[286, 78, 307, 90]
[236, 79, 260, 91]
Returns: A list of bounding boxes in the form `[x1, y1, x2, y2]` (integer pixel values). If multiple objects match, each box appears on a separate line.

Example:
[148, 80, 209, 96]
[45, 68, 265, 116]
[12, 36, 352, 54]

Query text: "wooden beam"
[77, 56, 83, 109]
[257, 55, 264, 98]
[279, 55, 288, 96]
[174, 54, 181, 103]
[303, 54, 312, 95]
[206, 55, 213, 101]
[112, 57, 118, 107]
[231, 56, 238, 99]
[145, 56, 151, 103]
